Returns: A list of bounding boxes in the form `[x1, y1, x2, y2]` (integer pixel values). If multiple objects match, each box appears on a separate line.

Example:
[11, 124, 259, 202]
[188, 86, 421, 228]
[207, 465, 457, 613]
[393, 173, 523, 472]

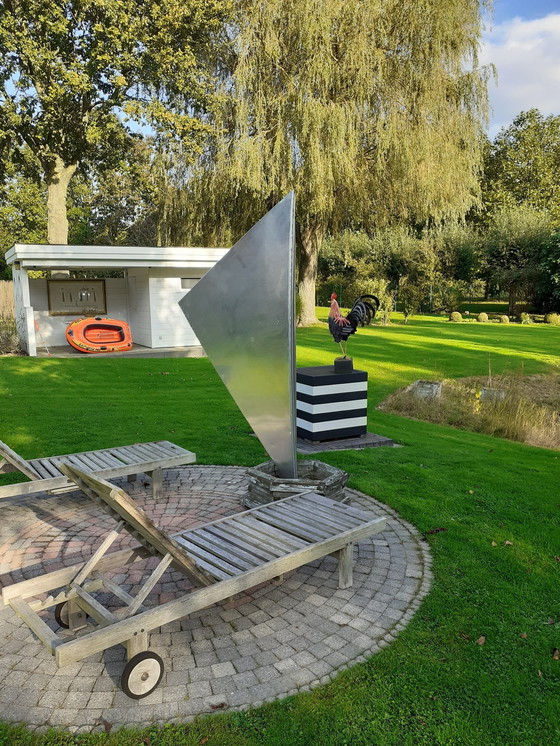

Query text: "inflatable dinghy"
[66, 317, 133, 354]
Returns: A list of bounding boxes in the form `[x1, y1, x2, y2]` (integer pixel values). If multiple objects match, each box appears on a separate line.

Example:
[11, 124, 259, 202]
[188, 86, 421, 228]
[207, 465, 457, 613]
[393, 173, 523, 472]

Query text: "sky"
[481, 0, 560, 138]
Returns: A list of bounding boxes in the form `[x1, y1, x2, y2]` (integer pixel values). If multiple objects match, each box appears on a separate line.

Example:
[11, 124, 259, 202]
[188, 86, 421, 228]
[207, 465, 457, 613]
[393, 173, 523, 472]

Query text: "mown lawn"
[0, 313, 559, 745]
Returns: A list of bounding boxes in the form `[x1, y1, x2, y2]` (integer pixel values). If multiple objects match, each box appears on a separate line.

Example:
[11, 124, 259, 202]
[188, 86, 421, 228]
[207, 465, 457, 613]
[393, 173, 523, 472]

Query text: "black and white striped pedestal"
[296, 366, 368, 442]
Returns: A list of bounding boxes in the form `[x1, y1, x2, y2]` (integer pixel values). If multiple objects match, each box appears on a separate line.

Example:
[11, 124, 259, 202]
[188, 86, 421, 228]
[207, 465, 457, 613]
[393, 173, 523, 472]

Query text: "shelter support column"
[12, 265, 36, 356]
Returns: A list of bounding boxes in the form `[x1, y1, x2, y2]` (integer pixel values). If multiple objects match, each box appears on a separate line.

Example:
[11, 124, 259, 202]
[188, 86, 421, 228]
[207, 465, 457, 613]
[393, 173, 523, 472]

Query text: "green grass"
[1, 314, 559, 745]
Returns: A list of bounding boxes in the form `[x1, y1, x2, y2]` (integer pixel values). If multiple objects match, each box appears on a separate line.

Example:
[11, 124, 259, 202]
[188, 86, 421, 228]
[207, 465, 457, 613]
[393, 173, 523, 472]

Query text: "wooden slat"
[125, 444, 160, 462]
[184, 529, 259, 571]
[9, 598, 60, 651]
[35, 459, 64, 478]
[86, 451, 124, 468]
[0, 440, 41, 480]
[153, 441, 180, 456]
[26, 459, 53, 479]
[133, 442, 170, 460]
[168, 549, 229, 581]
[68, 453, 102, 471]
[64, 453, 98, 472]
[63, 454, 95, 473]
[298, 492, 375, 522]
[174, 536, 241, 577]
[114, 446, 146, 465]
[294, 494, 365, 526]
[232, 514, 308, 552]
[255, 506, 332, 542]
[284, 501, 358, 533]
[106, 448, 136, 465]
[201, 524, 279, 563]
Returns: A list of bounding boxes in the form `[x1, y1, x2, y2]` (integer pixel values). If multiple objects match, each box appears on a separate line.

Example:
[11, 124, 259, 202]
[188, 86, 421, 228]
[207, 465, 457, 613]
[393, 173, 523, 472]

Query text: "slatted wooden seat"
[2, 465, 387, 699]
[0, 439, 196, 501]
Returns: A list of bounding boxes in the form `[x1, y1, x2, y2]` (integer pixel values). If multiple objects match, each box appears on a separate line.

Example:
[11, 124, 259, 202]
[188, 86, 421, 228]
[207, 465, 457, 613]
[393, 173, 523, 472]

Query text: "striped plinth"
[296, 366, 368, 442]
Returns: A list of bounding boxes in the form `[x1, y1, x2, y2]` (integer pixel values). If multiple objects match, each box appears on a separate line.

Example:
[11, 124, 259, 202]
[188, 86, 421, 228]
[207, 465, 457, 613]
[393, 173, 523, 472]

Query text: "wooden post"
[338, 543, 354, 589]
[150, 468, 163, 500]
[126, 630, 148, 659]
[67, 598, 88, 632]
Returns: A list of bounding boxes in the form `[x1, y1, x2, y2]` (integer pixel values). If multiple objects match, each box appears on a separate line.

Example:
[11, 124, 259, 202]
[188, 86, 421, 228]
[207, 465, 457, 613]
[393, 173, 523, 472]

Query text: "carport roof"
[5, 243, 229, 270]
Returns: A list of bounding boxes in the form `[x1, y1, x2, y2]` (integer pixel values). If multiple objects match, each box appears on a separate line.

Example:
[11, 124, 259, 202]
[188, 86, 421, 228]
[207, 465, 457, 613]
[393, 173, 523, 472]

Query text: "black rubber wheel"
[121, 651, 164, 699]
[54, 601, 70, 629]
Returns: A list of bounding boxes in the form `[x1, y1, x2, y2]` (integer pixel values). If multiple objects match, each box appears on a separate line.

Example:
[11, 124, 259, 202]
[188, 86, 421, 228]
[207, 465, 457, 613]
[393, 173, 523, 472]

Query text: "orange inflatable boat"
[66, 317, 133, 354]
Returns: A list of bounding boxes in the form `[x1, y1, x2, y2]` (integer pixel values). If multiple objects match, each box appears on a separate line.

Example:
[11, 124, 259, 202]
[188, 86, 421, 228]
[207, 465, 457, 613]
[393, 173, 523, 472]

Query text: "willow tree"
[180, 0, 491, 324]
[0, 0, 231, 244]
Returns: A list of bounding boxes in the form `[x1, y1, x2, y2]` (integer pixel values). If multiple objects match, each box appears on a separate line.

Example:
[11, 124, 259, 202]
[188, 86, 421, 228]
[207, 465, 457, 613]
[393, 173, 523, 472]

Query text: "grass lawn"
[0, 313, 559, 745]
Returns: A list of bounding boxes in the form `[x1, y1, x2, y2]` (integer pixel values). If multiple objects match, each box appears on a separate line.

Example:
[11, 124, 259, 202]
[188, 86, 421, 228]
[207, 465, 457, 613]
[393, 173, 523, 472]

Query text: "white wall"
[126, 269, 152, 347]
[30, 278, 129, 347]
[147, 269, 203, 348]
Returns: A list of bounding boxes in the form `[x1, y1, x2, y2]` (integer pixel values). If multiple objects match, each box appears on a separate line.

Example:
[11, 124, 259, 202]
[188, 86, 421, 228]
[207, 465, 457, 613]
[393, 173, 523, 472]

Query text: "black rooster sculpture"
[328, 292, 379, 357]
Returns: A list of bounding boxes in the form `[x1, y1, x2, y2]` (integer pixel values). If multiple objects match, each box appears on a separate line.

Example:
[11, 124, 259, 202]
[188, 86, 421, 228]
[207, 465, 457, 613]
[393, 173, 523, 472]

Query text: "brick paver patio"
[0, 466, 432, 733]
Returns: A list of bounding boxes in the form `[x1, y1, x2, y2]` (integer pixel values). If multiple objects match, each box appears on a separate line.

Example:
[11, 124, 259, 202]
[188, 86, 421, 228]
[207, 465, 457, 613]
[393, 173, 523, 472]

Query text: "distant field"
[1, 313, 559, 745]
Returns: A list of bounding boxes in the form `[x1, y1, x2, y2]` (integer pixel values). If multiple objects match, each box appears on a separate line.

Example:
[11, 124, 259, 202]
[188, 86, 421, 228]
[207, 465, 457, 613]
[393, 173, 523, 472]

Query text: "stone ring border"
[0, 466, 432, 733]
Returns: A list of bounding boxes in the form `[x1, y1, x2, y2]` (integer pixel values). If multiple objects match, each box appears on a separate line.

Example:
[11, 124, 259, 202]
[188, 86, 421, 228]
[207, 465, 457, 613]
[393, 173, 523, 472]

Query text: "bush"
[520, 312, 534, 325]
[0, 315, 18, 354]
[500, 315, 510, 324]
[477, 312, 488, 323]
[449, 311, 462, 323]
[544, 312, 560, 325]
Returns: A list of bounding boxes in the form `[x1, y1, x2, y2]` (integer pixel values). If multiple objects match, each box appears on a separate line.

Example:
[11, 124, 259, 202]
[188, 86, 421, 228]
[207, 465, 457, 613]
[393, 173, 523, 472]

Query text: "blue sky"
[482, 0, 560, 137]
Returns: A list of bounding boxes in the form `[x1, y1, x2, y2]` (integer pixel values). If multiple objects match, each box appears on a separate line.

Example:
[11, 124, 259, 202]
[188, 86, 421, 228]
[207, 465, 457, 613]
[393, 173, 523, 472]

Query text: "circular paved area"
[0, 466, 432, 733]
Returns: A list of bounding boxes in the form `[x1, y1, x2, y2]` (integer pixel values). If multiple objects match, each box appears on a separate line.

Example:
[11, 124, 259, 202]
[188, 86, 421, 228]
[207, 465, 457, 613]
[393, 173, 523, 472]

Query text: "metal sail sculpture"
[179, 192, 297, 478]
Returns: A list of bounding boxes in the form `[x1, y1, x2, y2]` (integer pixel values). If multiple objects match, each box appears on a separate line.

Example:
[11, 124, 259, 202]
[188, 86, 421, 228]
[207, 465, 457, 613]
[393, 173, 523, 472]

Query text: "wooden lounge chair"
[2, 464, 387, 699]
[0, 439, 196, 501]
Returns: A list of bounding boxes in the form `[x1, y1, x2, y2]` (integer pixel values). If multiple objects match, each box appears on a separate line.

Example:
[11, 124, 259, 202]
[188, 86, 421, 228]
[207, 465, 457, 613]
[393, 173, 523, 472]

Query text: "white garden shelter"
[6, 244, 229, 356]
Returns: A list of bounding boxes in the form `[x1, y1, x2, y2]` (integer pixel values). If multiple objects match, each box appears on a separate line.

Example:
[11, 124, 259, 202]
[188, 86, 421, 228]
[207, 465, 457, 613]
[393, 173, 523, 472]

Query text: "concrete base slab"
[297, 432, 396, 454]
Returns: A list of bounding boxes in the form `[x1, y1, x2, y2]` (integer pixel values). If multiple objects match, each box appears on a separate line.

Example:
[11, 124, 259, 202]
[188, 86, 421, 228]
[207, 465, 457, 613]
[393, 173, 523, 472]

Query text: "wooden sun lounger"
[2, 464, 387, 699]
[0, 439, 196, 501]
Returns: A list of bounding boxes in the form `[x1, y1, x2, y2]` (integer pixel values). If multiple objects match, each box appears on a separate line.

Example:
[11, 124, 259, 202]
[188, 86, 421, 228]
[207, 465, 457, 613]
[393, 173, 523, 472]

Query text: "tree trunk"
[45, 156, 77, 244]
[297, 223, 324, 326]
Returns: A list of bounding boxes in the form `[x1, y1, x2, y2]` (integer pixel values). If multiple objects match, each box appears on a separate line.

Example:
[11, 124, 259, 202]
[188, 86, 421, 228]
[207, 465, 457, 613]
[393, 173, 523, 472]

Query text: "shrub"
[0, 315, 18, 354]
[477, 312, 488, 323]
[500, 315, 510, 324]
[520, 312, 534, 324]
[449, 311, 462, 323]
[544, 312, 560, 325]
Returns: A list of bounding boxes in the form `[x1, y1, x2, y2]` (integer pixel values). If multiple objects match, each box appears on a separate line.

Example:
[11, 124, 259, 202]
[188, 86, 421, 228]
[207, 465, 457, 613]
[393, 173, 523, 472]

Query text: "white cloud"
[480, 14, 560, 138]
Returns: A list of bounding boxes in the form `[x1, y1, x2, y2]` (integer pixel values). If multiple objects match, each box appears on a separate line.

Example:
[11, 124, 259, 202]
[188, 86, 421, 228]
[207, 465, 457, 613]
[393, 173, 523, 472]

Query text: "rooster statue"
[328, 292, 379, 357]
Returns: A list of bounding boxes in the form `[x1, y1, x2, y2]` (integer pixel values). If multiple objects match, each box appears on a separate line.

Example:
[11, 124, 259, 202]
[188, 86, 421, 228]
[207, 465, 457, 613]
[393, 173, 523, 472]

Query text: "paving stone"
[0, 466, 430, 730]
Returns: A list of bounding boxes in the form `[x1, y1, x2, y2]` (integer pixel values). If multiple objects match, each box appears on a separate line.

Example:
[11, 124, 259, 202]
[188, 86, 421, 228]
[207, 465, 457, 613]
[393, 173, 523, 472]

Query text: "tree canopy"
[483, 109, 560, 224]
[0, 0, 231, 243]
[173, 0, 491, 324]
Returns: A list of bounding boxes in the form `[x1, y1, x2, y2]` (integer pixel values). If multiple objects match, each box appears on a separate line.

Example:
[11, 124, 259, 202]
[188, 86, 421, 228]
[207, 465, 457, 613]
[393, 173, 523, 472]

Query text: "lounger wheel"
[121, 651, 164, 699]
[54, 601, 86, 629]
